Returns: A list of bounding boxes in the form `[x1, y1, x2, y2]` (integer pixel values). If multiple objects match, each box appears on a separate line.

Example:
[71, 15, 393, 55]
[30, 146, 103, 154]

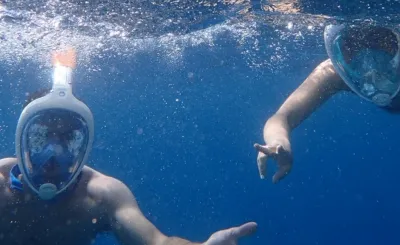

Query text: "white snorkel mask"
[15, 49, 94, 200]
[324, 23, 400, 107]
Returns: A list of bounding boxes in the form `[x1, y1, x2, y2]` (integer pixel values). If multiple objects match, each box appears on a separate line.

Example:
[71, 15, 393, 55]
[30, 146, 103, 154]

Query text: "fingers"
[229, 222, 257, 239]
[255, 143, 291, 182]
[272, 166, 290, 184]
[254, 143, 281, 155]
[257, 152, 267, 179]
[253, 143, 270, 155]
[255, 143, 281, 180]
[272, 146, 292, 183]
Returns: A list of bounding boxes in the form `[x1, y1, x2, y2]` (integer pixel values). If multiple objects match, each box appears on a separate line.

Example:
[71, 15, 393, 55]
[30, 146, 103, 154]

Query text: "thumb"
[229, 222, 257, 239]
[254, 143, 271, 155]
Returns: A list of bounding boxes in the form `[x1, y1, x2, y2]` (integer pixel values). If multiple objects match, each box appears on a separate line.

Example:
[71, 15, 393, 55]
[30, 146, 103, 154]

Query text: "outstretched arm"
[264, 59, 348, 148]
[254, 59, 349, 182]
[102, 177, 199, 245]
[99, 176, 256, 245]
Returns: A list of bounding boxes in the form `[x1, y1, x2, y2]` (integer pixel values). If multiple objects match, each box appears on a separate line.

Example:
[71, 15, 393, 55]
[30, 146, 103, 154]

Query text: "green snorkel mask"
[324, 24, 400, 107]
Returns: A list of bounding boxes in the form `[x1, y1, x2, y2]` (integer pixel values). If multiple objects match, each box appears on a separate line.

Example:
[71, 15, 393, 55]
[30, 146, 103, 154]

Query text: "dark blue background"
[1, 4, 400, 245]
[298, 0, 400, 16]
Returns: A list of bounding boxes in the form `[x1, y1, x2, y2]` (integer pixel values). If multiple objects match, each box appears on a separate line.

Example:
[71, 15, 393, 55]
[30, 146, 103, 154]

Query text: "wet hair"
[23, 88, 82, 141]
[382, 95, 400, 114]
[382, 107, 400, 114]
[23, 88, 52, 109]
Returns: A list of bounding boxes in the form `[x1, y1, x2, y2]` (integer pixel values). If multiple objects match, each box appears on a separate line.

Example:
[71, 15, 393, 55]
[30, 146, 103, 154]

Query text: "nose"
[53, 144, 64, 155]
[43, 156, 59, 171]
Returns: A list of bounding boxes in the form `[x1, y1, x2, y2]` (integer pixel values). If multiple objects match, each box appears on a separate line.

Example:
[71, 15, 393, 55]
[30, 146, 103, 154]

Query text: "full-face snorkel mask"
[324, 23, 400, 106]
[15, 49, 94, 200]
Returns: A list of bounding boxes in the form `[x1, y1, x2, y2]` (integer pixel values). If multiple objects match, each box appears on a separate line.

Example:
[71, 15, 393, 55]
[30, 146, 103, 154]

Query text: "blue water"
[1, 1, 400, 244]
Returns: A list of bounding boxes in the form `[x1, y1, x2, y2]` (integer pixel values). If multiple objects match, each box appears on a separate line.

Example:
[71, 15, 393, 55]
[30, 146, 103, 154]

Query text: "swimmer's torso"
[0, 159, 111, 245]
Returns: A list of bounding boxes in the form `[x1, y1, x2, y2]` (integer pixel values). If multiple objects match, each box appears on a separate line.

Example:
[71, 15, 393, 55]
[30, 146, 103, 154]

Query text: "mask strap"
[9, 165, 23, 191]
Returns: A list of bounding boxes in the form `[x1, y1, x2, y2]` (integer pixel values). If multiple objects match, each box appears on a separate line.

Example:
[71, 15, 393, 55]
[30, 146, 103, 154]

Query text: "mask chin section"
[38, 183, 58, 200]
[372, 94, 392, 106]
[367, 69, 398, 93]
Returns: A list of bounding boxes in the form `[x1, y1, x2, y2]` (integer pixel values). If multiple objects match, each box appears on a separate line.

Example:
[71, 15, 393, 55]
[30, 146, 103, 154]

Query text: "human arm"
[99, 176, 256, 245]
[100, 177, 198, 245]
[254, 59, 349, 182]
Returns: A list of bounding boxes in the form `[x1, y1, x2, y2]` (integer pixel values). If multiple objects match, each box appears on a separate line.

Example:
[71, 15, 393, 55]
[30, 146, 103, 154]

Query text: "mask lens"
[20, 109, 89, 191]
[341, 26, 397, 63]
[325, 25, 400, 105]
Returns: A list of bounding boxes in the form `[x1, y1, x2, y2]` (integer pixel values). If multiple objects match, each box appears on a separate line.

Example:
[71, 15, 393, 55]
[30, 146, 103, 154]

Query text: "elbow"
[262, 113, 291, 146]
[264, 113, 291, 132]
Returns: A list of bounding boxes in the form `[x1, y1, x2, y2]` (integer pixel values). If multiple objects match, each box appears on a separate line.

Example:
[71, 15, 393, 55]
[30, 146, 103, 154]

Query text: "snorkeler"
[0, 49, 257, 245]
[254, 22, 400, 183]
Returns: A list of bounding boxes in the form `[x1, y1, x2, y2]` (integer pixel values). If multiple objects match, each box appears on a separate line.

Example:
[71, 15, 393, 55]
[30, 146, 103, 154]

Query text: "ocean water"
[0, 1, 400, 244]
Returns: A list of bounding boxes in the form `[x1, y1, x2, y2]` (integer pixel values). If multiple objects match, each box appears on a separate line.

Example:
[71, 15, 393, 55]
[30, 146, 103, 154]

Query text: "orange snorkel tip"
[52, 48, 77, 68]
[52, 48, 76, 88]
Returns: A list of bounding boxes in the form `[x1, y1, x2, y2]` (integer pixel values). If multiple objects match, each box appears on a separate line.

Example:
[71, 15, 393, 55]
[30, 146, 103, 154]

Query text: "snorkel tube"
[52, 48, 75, 94]
[15, 48, 94, 200]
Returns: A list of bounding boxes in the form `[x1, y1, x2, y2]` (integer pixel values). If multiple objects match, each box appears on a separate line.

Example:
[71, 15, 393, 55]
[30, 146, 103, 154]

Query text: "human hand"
[203, 222, 257, 245]
[254, 142, 292, 183]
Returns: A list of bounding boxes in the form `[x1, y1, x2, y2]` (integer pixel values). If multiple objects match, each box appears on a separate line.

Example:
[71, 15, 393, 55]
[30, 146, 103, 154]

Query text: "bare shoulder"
[0, 157, 18, 169]
[317, 59, 350, 91]
[0, 158, 18, 207]
[83, 167, 137, 208]
[0, 158, 18, 185]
